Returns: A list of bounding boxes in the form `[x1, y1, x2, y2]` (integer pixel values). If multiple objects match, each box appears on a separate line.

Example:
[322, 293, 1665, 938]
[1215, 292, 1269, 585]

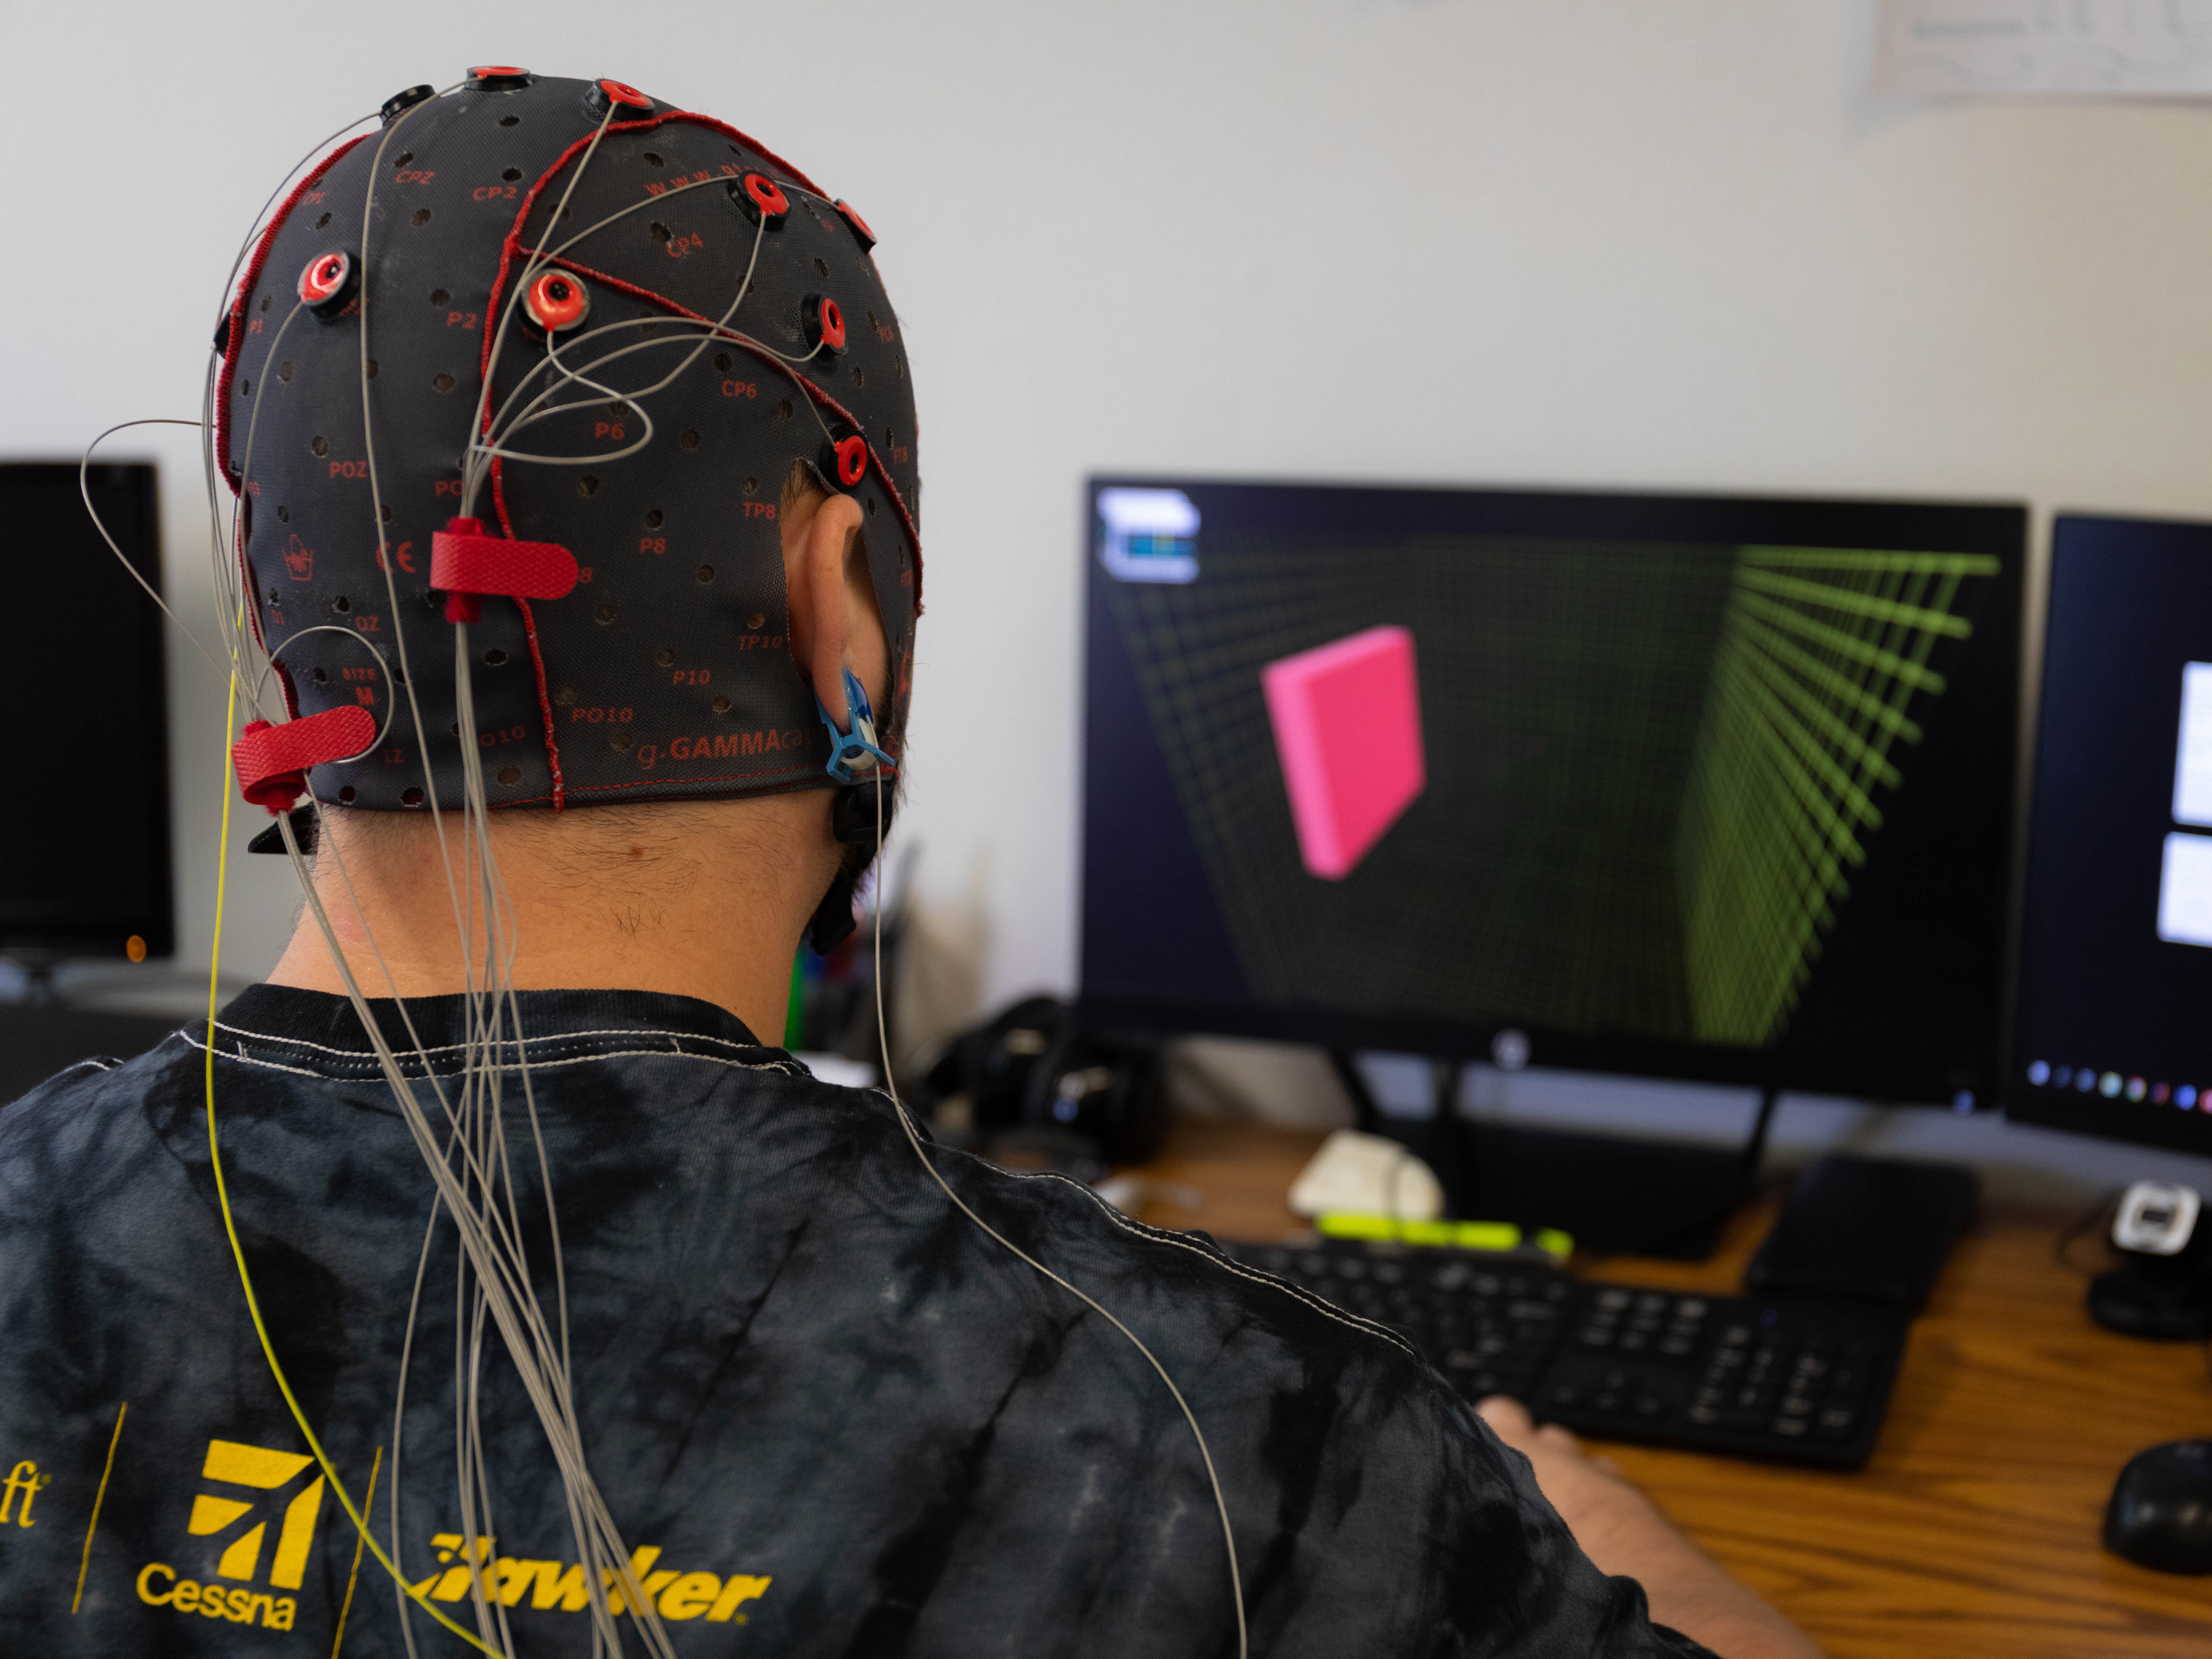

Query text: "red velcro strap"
[232, 706, 377, 814]
[432, 516, 580, 623]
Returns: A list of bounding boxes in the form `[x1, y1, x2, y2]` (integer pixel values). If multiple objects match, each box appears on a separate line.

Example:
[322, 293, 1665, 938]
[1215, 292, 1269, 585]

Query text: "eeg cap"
[216, 71, 921, 814]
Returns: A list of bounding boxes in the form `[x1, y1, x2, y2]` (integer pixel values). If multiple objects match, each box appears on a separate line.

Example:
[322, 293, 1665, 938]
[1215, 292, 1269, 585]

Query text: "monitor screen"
[1079, 479, 2025, 1105]
[2009, 514, 2212, 1153]
[0, 462, 173, 962]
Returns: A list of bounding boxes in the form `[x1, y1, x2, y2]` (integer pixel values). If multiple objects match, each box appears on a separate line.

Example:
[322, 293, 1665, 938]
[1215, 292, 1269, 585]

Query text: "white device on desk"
[2112, 1182, 2200, 1256]
[1288, 1129, 1444, 1222]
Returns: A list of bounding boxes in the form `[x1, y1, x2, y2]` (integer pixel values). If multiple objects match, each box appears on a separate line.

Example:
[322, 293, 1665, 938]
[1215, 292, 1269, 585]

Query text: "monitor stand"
[1329, 1053, 1775, 1262]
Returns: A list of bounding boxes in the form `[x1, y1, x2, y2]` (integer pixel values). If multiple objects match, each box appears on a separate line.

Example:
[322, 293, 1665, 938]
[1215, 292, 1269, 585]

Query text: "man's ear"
[783, 487, 866, 726]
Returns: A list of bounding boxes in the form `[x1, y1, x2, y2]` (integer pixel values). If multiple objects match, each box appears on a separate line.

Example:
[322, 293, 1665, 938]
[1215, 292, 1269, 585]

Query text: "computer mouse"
[2103, 1439, 2212, 1573]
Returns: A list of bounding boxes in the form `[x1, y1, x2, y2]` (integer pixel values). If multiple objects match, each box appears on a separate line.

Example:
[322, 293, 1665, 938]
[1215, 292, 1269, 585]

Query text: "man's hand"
[1476, 1396, 1824, 1659]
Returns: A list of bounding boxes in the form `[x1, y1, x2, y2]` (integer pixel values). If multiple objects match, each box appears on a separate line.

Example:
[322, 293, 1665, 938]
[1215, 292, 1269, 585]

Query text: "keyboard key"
[1772, 1415, 1810, 1438]
[1596, 1288, 1633, 1312]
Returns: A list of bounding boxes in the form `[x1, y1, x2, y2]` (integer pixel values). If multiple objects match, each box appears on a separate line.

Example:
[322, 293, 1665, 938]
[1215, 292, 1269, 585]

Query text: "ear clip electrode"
[817, 665, 895, 784]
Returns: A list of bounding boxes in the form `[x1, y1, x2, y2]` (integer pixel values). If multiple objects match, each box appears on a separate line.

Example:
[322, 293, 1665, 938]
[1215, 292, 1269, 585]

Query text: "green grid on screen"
[1104, 533, 1992, 1049]
[1105, 534, 1736, 1041]
[1677, 548, 1999, 1045]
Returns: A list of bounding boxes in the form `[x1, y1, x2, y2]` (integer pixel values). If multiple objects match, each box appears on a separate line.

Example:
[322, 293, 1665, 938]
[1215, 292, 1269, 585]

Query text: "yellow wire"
[204, 667, 505, 1656]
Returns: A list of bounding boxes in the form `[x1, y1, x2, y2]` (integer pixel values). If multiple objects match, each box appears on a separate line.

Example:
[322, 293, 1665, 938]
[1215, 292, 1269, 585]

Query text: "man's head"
[217, 70, 920, 825]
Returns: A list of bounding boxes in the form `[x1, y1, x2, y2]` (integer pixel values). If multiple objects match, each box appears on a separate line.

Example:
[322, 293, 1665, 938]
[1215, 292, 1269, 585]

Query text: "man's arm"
[1477, 1396, 1823, 1659]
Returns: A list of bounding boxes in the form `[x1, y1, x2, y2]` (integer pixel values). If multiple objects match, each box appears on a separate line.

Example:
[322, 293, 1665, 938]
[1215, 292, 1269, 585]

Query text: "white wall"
[10, 0, 2212, 1024]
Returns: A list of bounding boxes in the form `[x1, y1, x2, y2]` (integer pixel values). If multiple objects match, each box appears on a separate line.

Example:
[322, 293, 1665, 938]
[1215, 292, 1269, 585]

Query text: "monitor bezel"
[0, 461, 175, 963]
[1075, 474, 2028, 1107]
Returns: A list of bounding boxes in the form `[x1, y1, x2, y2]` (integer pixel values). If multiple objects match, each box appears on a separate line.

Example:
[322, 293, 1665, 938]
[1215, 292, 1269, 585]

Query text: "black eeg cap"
[215, 73, 921, 818]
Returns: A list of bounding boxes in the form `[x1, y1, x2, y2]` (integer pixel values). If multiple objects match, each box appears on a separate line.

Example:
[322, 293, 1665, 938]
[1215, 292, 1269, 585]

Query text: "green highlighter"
[1315, 1212, 1573, 1261]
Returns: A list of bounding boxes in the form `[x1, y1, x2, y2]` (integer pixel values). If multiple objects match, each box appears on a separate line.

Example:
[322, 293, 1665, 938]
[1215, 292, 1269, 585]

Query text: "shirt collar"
[203, 983, 772, 1079]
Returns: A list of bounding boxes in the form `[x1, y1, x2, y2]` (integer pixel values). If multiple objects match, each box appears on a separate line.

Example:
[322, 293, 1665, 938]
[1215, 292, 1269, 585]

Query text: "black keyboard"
[1223, 1237, 1910, 1468]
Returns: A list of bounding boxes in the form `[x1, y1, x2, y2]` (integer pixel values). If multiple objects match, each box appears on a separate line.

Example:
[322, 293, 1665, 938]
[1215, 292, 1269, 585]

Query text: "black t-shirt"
[0, 984, 1711, 1655]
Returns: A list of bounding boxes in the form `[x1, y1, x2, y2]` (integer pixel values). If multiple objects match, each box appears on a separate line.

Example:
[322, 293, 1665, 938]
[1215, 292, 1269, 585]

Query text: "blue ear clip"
[818, 666, 897, 783]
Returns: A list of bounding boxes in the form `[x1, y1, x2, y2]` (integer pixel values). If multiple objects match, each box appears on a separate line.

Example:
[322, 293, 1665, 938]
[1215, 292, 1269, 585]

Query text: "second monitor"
[1082, 480, 2027, 1126]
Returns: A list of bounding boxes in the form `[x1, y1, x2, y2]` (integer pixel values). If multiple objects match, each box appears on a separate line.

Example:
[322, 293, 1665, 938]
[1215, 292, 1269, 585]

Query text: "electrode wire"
[198, 674, 509, 1658]
[467, 201, 783, 480]
[271, 796, 664, 1658]
[167, 83, 667, 1658]
[461, 100, 621, 518]
[347, 93, 655, 1652]
[249, 626, 398, 759]
[863, 767, 1250, 1659]
[77, 419, 242, 686]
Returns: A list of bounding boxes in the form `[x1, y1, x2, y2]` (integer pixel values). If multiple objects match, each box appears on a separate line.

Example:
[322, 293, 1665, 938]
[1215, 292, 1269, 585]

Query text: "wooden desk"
[1127, 1118, 2212, 1658]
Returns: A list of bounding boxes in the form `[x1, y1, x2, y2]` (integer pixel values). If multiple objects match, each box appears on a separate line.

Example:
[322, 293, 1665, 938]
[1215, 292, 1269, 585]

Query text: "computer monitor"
[0, 462, 174, 969]
[2008, 513, 2212, 1155]
[1079, 479, 2026, 1109]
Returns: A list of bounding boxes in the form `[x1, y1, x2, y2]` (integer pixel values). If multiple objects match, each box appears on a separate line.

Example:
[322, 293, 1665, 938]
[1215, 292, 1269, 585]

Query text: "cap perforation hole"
[412, 209, 431, 227]
[813, 257, 830, 277]
[496, 766, 521, 785]
[774, 400, 793, 422]
[402, 787, 425, 807]
[654, 647, 675, 667]
[315, 212, 332, 229]
[714, 352, 732, 373]
[484, 648, 508, 667]
[710, 694, 731, 713]
[649, 221, 671, 243]
[332, 595, 352, 613]
[696, 564, 714, 584]
[310, 436, 327, 456]
[644, 509, 664, 529]
[678, 429, 700, 450]
[277, 361, 293, 383]
[577, 474, 599, 497]
[740, 476, 757, 497]
[431, 287, 451, 305]
[338, 786, 356, 804]
[501, 167, 521, 182]
[643, 150, 664, 167]
[499, 114, 519, 127]
[433, 372, 456, 392]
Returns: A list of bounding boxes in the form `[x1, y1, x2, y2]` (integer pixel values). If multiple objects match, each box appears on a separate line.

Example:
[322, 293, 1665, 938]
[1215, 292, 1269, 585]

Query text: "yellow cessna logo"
[136, 1438, 327, 1632]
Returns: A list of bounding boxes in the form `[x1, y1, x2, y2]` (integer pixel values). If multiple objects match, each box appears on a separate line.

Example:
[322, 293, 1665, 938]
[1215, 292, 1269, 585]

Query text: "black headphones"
[919, 997, 1169, 1165]
[804, 781, 894, 953]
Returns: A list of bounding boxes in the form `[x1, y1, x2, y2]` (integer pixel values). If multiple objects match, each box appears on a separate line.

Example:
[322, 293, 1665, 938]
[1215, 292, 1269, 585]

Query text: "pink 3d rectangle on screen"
[1261, 625, 1426, 880]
